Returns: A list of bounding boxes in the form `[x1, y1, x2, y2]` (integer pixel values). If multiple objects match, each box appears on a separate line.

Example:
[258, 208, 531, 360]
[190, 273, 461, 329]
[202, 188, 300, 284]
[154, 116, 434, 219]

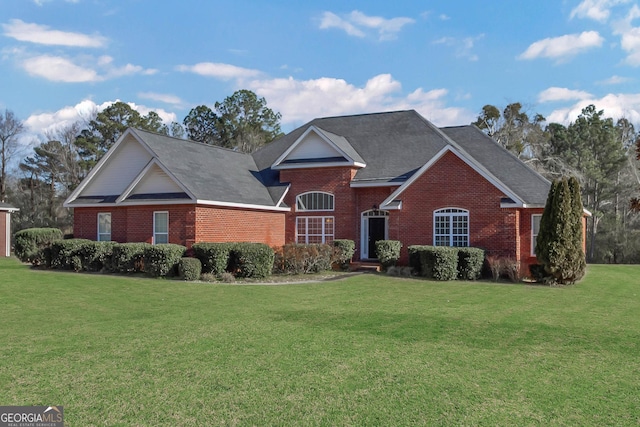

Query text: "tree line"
[1, 96, 638, 263]
[474, 102, 640, 263]
[0, 89, 282, 234]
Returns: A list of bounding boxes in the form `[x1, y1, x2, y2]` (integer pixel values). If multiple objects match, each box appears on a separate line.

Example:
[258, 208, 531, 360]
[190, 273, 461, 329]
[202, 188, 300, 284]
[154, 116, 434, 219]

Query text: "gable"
[380, 146, 523, 209]
[116, 161, 190, 203]
[285, 131, 345, 161]
[271, 126, 365, 169]
[79, 134, 153, 197]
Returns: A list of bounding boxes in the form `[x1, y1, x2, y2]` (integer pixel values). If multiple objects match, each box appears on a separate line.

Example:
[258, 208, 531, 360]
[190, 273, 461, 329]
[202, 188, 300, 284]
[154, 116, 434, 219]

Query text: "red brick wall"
[279, 153, 535, 265]
[195, 205, 285, 247]
[280, 167, 362, 244]
[73, 203, 284, 248]
[387, 152, 518, 263]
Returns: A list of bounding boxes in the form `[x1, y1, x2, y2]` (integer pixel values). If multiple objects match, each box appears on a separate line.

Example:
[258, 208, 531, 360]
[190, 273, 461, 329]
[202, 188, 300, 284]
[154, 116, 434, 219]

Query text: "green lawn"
[1, 257, 639, 426]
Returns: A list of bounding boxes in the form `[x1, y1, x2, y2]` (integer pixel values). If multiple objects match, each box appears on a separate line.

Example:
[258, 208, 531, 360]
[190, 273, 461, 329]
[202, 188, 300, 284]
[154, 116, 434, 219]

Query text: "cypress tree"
[567, 176, 586, 282]
[536, 179, 557, 270]
[536, 177, 587, 284]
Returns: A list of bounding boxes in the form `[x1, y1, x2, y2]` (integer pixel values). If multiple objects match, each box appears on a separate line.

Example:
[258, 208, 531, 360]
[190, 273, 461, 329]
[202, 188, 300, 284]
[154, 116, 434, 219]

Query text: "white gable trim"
[116, 158, 195, 203]
[271, 126, 365, 169]
[380, 145, 525, 210]
[64, 128, 156, 207]
[275, 184, 291, 208]
[196, 199, 291, 212]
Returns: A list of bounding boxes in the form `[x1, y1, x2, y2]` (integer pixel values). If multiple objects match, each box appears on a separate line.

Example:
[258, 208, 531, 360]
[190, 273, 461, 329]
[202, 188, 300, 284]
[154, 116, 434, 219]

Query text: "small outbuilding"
[0, 202, 19, 257]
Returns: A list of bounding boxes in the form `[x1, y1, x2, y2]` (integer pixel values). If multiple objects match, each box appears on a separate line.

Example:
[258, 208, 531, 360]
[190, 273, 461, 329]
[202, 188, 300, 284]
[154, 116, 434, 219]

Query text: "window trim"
[295, 216, 335, 244]
[433, 208, 469, 247]
[295, 191, 335, 212]
[153, 211, 169, 245]
[97, 212, 111, 242]
[531, 214, 542, 256]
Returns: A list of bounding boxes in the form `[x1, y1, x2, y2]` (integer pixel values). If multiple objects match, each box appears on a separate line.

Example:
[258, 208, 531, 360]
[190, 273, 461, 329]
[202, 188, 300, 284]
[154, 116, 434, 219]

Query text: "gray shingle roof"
[89, 111, 549, 209]
[0, 202, 18, 211]
[440, 126, 551, 205]
[130, 129, 281, 207]
[253, 110, 550, 205]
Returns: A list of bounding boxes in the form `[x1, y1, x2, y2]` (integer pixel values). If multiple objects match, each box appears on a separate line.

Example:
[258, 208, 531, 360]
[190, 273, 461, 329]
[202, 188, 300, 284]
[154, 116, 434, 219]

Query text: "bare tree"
[0, 110, 25, 202]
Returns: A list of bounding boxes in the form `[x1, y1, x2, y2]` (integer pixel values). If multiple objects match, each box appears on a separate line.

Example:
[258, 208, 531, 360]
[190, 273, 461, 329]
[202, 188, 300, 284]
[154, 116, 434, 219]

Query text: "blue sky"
[2, 0, 640, 140]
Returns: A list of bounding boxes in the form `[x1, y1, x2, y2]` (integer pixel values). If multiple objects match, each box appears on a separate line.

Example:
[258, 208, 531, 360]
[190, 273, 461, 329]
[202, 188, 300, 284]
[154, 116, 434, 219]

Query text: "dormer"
[271, 125, 365, 170]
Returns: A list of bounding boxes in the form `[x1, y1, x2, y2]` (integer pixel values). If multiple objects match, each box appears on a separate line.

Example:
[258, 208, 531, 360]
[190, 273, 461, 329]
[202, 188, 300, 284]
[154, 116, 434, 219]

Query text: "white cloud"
[246, 73, 473, 126]
[612, 5, 640, 65]
[17, 54, 156, 82]
[319, 10, 415, 41]
[32, 0, 80, 4]
[546, 92, 640, 125]
[25, 99, 177, 136]
[433, 34, 484, 61]
[570, 0, 630, 22]
[176, 62, 261, 80]
[138, 92, 184, 106]
[22, 55, 100, 82]
[319, 12, 365, 38]
[538, 87, 593, 102]
[518, 31, 604, 61]
[599, 75, 633, 84]
[2, 19, 107, 47]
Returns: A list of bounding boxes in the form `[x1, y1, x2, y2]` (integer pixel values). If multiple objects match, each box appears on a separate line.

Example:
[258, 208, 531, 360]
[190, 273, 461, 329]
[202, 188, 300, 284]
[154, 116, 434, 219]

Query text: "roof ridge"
[131, 127, 252, 157]
[313, 109, 415, 121]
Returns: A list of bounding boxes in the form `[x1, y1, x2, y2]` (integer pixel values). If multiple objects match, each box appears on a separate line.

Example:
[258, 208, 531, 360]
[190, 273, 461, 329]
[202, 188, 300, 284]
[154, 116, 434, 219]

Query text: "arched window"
[434, 208, 469, 247]
[296, 192, 334, 211]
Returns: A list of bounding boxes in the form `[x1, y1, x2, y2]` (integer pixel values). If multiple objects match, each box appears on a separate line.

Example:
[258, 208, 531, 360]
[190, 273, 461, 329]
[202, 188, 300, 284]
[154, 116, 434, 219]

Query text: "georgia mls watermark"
[0, 406, 63, 427]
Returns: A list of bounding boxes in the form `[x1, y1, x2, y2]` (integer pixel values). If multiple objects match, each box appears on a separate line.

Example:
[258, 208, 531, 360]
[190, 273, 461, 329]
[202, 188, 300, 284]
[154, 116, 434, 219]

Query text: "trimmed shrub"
[408, 245, 427, 275]
[375, 240, 402, 270]
[410, 246, 458, 281]
[275, 244, 333, 274]
[14, 228, 63, 264]
[192, 243, 235, 275]
[178, 257, 202, 281]
[229, 243, 274, 279]
[76, 241, 116, 272]
[49, 239, 92, 271]
[457, 247, 485, 280]
[143, 244, 186, 278]
[332, 239, 355, 270]
[111, 243, 150, 273]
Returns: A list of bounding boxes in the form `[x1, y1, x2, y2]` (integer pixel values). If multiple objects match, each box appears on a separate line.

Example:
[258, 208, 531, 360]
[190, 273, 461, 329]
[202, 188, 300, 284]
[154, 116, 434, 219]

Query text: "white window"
[153, 211, 169, 244]
[97, 213, 111, 241]
[296, 216, 334, 244]
[296, 192, 334, 211]
[531, 214, 542, 255]
[434, 208, 469, 247]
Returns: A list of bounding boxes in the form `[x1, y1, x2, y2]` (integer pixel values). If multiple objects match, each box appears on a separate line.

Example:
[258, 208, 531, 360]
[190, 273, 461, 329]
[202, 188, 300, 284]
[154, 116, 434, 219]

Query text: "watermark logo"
[0, 406, 64, 427]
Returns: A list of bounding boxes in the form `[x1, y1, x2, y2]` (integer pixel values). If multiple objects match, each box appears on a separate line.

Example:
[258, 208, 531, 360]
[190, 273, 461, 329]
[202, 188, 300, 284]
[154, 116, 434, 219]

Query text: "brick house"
[65, 110, 558, 270]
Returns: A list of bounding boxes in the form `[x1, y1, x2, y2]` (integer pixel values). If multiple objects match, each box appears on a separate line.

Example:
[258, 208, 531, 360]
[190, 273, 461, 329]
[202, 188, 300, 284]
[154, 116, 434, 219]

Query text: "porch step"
[349, 261, 382, 272]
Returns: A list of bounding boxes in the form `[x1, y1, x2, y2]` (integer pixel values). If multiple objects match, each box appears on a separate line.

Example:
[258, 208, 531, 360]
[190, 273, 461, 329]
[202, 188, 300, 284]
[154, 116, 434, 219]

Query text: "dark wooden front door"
[368, 217, 386, 259]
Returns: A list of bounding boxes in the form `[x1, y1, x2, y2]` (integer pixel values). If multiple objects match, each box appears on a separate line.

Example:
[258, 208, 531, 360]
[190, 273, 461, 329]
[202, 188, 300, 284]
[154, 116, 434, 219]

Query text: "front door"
[368, 217, 386, 259]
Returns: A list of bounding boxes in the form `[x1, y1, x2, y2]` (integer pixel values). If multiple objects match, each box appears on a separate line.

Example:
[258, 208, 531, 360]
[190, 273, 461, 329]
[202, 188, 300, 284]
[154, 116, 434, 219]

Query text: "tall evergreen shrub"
[536, 177, 586, 284]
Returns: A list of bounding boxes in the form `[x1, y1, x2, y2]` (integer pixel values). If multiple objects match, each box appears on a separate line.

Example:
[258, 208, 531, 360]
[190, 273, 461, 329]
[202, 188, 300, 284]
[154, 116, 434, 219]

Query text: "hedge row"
[408, 245, 485, 281]
[44, 239, 187, 277]
[192, 242, 274, 279]
[14, 228, 63, 264]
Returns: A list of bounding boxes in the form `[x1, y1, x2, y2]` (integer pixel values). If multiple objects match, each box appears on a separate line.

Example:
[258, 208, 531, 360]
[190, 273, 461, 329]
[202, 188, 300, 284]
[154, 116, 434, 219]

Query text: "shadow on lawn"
[269, 309, 639, 354]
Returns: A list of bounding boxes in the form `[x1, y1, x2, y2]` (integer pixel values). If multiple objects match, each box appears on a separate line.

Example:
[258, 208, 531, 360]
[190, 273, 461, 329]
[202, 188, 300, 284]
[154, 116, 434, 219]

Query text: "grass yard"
[1, 257, 640, 426]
